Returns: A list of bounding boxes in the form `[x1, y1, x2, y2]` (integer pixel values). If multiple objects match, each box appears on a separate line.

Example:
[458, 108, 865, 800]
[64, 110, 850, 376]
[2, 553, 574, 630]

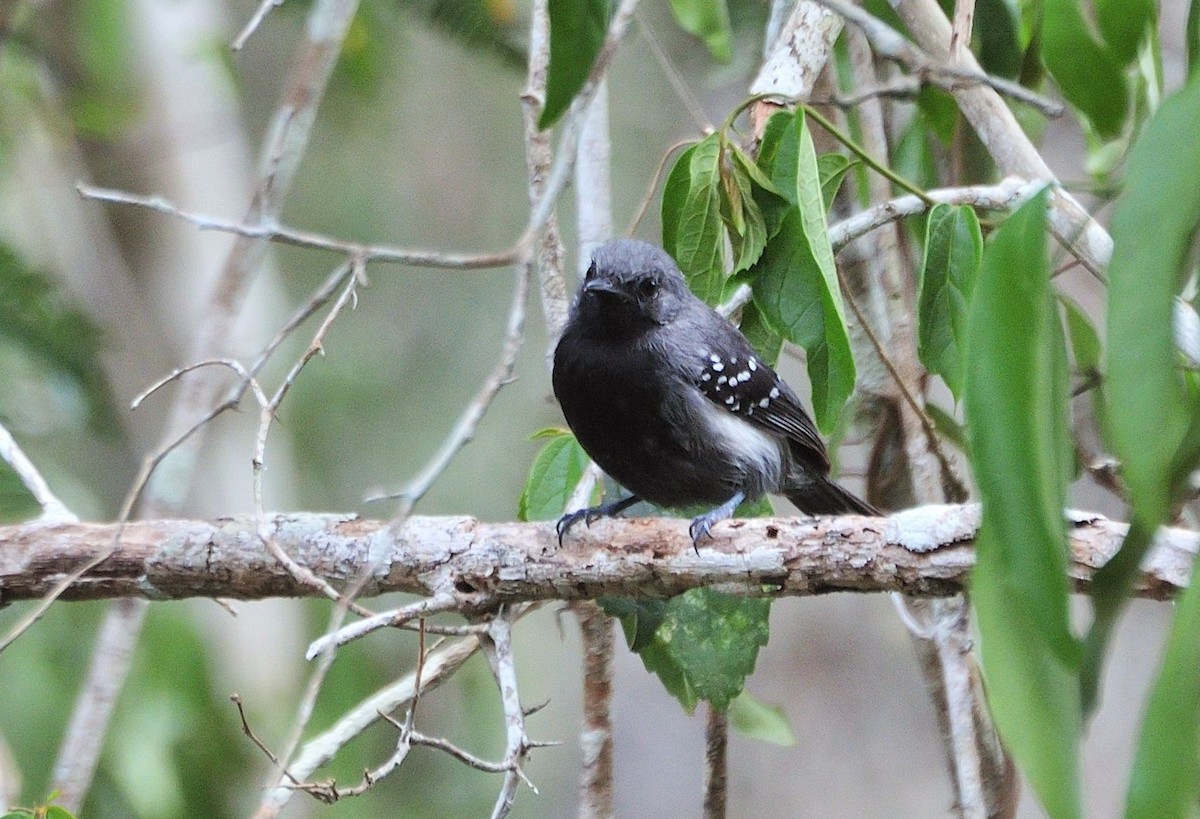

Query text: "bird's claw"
[688, 515, 716, 555]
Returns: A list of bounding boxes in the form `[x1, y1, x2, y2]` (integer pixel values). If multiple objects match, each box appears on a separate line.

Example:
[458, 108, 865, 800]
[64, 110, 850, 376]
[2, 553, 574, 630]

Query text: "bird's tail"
[784, 475, 879, 516]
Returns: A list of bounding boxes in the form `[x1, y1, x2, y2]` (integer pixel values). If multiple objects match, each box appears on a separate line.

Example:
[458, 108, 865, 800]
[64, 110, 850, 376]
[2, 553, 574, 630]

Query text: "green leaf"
[973, 519, 1083, 819]
[0, 245, 119, 434]
[751, 110, 855, 433]
[539, 0, 612, 129]
[599, 597, 667, 652]
[659, 589, 770, 710]
[1042, 0, 1129, 139]
[667, 0, 732, 62]
[721, 150, 770, 273]
[1106, 71, 1200, 531]
[917, 204, 983, 401]
[750, 209, 855, 433]
[662, 134, 727, 304]
[43, 808, 77, 819]
[966, 189, 1082, 819]
[967, 188, 1079, 664]
[736, 301, 784, 367]
[1124, 551, 1200, 819]
[518, 432, 589, 521]
[604, 589, 770, 712]
[1094, 0, 1154, 65]
[728, 691, 796, 746]
[1058, 295, 1102, 377]
[815, 153, 855, 210]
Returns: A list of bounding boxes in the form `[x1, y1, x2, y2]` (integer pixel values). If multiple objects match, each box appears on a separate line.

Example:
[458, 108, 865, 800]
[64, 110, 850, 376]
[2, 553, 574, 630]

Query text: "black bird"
[552, 238, 877, 548]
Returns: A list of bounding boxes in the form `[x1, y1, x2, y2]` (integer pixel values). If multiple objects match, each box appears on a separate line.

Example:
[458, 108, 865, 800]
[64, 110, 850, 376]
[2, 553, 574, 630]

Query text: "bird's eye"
[585, 262, 597, 281]
[638, 278, 658, 297]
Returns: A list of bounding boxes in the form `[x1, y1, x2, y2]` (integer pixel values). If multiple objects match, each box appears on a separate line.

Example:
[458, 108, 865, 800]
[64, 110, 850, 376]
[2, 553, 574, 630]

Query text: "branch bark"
[1, 509, 1194, 605]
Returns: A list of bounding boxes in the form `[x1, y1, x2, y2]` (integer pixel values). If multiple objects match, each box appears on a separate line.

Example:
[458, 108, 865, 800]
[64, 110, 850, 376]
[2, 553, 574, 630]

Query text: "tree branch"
[1, 508, 1193, 605]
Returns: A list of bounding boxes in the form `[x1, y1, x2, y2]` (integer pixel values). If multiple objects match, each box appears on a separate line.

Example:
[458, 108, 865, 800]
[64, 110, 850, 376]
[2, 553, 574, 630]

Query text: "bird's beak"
[583, 278, 623, 297]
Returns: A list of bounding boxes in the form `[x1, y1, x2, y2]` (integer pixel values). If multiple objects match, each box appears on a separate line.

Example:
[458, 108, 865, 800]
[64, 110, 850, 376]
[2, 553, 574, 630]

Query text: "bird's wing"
[691, 343, 831, 471]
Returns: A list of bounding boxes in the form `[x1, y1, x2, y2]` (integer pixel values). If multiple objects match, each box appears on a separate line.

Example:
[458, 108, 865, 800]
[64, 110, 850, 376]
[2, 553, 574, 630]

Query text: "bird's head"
[573, 239, 689, 336]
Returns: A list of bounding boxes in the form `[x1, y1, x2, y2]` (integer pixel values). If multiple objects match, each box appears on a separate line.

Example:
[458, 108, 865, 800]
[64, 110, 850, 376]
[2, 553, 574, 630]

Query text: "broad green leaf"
[966, 190, 1082, 819]
[1106, 71, 1200, 531]
[967, 188, 1078, 663]
[661, 134, 726, 303]
[667, 0, 732, 61]
[973, 519, 1083, 819]
[1043, 0, 1129, 139]
[658, 589, 769, 710]
[518, 432, 589, 521]
[737, 301, 784, 367]
[915, 87, 959, 145]
[750, 210, 855, 433]
[0, 245, 119, 434]
[1058, 295, 1102, 378]
[43, 808, 76, 819]
[1095, 0, 1154, 65]
[917, 204, 983, 401]
[1124, 550, 1200, 819]
[815, 153, 855, 210]
[603, 589, 770, 712]
[751, 110, 855, 432]
[599, 597, 667, 652]
[539, 0, 612, 129]
[728, 691, 796, 746]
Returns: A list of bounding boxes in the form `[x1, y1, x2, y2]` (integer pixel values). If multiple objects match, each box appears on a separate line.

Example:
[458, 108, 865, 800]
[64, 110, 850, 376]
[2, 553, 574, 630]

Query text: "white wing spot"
[748, 358, 757, 371]
[701, 372, 711, 381]
[769, 386, 780, 399]
[725, 396, 735, 405]
[712, 361, 724, 372]
[737, 370, 750, 382]
[759, 398, 770, 408]
[709, 353, 721, 363]
[717, 375, 727, 386]
[730, 356, 738, 364]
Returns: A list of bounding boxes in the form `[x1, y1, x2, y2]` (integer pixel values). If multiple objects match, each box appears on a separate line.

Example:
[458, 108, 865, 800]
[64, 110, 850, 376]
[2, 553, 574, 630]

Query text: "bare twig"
[483, 608, 538, 819]
[811, 0, 1063, 117]
[77, 183, 521, 270]
[232, 0, 285, 51]
[828, 178, 1039, 251]
[305, 594, 462, 659]
[574, 602, 615, 819]
[702, 706, 728, 819]
[0, 420, 76, 523]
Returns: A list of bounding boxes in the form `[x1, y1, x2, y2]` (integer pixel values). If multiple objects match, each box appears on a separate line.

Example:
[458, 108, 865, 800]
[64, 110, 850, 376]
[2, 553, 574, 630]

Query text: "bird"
[552, 238, 878, 550]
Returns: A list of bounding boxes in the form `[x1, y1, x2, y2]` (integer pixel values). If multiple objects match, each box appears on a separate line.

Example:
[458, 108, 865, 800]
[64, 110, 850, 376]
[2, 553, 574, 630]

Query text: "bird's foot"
[556, 495, 641, 546]
[686, 491, 746, 555]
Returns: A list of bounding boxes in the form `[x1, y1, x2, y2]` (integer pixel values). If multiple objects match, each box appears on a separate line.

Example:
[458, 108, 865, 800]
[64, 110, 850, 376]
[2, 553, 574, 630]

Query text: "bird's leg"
[687, 490, 746, 553]
[556, 494, 642, 545]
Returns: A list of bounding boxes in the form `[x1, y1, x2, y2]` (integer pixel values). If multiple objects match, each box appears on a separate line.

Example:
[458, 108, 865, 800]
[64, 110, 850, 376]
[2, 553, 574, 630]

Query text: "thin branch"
[635, 6, 712, 131]
[811, 0, 1063, 117]
[702, 706, 728, 819]
[574, 601, 615, 819]
[305, 594, 462, 659]
[76, 183, 521, 270]
[828, 177, 1038, 251]
[232, 0, 286, 51]
[484, 608, 537, 819]
[0, 420, 76, 523]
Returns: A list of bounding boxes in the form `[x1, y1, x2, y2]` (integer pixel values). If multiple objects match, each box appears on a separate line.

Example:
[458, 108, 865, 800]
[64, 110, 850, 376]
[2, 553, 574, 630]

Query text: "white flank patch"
[695, 397, 782, 479]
